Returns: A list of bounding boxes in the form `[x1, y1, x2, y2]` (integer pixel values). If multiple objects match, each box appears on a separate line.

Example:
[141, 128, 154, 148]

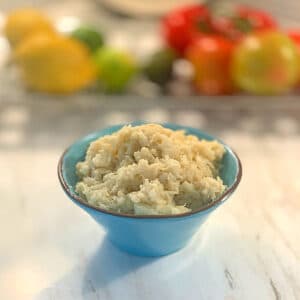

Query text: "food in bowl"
[75, 124, 226, 215]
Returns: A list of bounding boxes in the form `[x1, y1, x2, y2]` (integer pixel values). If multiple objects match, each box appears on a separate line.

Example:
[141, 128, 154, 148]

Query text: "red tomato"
[161, 4, 211, 55]
[212, 6, 277, 40]
[287, 30, 300, 50]
[186, 35, 235, 95]
[287, 30, 300, 86]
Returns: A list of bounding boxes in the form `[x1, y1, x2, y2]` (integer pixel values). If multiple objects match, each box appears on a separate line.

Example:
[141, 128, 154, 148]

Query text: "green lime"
[70, 25, 104, 52]
[93, 47, 137, 93]
[143, 48, 177, 85]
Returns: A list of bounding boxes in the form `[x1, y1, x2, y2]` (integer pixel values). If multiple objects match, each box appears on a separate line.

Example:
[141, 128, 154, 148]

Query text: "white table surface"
[1, 95, 300, 300]
[1, 1, 300, 299]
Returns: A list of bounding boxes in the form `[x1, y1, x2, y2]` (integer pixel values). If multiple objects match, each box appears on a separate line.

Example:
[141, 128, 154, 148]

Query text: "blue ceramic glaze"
[58, 122, 242, 257]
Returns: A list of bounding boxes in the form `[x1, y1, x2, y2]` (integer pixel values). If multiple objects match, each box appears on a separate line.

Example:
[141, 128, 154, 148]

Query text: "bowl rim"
[57, 123, 242, 219]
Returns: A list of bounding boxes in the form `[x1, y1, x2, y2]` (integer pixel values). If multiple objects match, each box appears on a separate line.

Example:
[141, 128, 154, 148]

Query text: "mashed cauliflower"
[75, 124, 226, 215]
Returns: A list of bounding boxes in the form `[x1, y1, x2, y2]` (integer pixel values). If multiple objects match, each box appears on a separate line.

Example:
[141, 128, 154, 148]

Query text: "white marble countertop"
[1, 95, 300, 300]
[1, 1, 300, 299]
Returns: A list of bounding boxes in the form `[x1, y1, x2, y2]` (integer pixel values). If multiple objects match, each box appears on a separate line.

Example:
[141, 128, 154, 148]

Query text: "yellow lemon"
[15, 33, 96, 94]
[4, 8, 56, 47]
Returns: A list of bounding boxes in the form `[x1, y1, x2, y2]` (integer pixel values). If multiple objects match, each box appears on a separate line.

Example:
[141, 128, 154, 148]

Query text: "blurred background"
[1, 1, 300, 300]
[1, 0, 300, 147]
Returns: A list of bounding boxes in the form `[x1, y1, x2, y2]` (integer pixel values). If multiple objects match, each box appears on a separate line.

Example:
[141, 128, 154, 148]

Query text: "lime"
[93, 47, 137, 93]
[71, 25, 104, 52]
[143, 48, 177, 85]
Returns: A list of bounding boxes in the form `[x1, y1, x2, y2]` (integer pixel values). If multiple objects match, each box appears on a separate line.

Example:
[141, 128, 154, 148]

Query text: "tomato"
[186, 35, 235, 95]
[212, 6, 277, 40]
[287, 30, 300, 86]
[231, 31, 300, 94]
[161, 4, 211, 55]
[288, 31, 300, 47]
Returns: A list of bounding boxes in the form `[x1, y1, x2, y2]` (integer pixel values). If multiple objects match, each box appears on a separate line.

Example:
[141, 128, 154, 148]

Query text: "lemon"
[15, 33, 96, 94]
[4, 8, 55, 47]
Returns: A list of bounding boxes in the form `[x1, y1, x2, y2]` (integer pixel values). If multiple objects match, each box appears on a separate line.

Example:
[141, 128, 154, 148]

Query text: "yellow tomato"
[232, 31, 300, 94]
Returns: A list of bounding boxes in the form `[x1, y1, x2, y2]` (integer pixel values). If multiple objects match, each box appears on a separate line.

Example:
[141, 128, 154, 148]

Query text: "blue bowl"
[58, 122, 242, 257]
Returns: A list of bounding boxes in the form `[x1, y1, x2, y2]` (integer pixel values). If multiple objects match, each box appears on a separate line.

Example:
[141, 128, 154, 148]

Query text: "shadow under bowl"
[58, 122, 242, 257]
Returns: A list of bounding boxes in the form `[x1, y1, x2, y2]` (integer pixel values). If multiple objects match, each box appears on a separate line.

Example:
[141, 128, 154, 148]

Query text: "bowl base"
[108, 237, 187, 257]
